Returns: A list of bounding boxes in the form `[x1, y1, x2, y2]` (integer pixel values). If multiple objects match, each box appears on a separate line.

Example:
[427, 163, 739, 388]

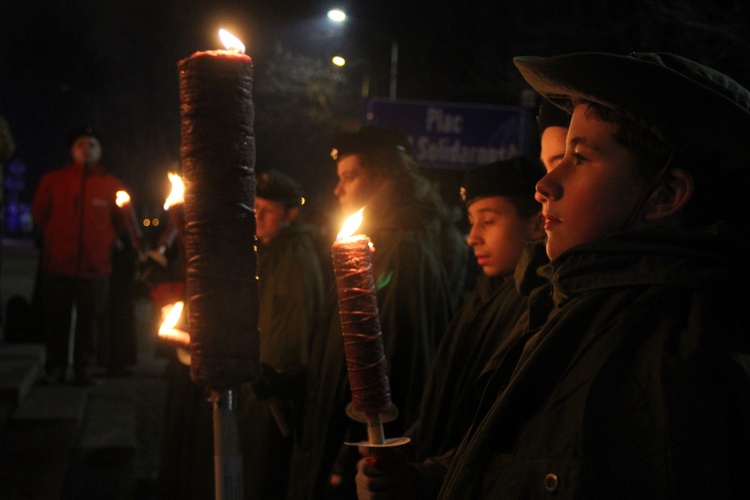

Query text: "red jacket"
[32, 162, 125, 278]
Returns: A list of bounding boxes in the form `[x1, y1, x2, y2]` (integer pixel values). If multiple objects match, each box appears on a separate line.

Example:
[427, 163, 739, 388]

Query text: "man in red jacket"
[32, 126, 126, 385]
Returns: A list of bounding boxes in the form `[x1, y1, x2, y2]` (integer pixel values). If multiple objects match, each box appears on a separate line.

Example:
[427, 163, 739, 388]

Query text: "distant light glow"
[327, 9, 347, 23]
[115, 190, 131, 207]
[152, 218, 160, 227]
[332, 55, 346, 67]
[143, 219, 151, 227]
[219, 28, 245, 54]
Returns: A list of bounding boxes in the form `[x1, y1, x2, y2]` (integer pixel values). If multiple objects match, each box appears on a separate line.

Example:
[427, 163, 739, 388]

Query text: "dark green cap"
[256, 169, 303, 208]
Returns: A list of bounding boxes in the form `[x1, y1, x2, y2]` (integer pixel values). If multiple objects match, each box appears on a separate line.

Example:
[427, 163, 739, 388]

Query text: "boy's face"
[467, 196, 542, 278]
[540, 125, 568, 173]
[255, 197, 291, 244]
[535, 103, 646, 260]
[333, 154, 384, 216]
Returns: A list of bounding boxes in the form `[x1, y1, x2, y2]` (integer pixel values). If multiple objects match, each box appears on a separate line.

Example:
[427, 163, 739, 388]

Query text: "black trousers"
[39, 272, 109, 378]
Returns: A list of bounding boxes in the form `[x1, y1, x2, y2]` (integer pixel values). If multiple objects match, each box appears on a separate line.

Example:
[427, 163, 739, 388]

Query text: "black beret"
[67, 125, 102, 149]
[330, 125, 411, 161]
[256, 169, 303, 208]
[460, 156, 545, 207]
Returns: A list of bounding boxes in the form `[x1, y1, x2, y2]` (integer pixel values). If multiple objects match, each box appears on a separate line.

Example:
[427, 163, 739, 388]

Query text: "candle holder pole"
[211, 388, 243, 500]
[344, 403, 409, 448]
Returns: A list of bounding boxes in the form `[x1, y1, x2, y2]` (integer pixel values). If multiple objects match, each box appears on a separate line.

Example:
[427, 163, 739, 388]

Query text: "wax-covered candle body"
[178, 49, 259, 389]
[331, 234, 392, 416]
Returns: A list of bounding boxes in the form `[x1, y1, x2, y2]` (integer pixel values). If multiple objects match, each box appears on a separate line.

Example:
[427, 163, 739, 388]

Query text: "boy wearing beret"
[287, 125, 461, 499]
[241, 169, 326, 498]
[409, 156, 546, 464]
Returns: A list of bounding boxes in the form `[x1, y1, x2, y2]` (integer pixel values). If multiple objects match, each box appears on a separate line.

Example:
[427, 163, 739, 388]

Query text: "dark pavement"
[1, 238, 170, 499]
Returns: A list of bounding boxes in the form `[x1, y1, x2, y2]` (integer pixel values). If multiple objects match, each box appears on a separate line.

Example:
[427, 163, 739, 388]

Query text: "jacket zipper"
[76, 167, 87, 274]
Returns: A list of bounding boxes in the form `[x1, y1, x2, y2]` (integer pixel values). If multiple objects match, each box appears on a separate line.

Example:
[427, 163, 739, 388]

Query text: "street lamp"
[327, 9, 347, 23]
[331, 54, 371, 99]
[326, 8, 398, 100]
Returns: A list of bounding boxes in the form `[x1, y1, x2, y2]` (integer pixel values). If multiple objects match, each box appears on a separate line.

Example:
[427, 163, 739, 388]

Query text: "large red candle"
[178, 30, 259, 389]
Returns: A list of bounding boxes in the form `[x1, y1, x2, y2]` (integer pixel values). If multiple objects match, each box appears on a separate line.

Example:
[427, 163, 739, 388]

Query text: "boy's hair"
[355, 146, 423, 201]
[331, 125, 424, 201]
[580, 100, 724, 227]
[577, 101, 672, 183]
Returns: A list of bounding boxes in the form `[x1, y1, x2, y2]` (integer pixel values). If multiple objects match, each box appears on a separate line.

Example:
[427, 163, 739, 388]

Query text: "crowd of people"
[15, 49, 750, 499]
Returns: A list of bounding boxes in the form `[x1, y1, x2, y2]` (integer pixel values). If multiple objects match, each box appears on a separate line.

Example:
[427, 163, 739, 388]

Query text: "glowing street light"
[327, 9, 347, 23]
[326, 7, 397, 99]
[332, 55, 346, 67]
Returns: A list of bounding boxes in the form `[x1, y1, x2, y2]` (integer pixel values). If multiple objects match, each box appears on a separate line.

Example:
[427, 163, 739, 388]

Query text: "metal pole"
[389, 40, 398, 100]
[212, 388, 243, 500]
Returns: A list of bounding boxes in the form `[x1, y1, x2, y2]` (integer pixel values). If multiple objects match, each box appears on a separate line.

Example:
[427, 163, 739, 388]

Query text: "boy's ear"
[643, 167, 694, 222]
[530, 212, 546, 240]
[284, 207, 300, 224]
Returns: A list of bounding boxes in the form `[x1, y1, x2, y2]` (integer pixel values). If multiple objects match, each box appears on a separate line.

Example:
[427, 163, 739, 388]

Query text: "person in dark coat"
[357, 52, 750, 499]
[283, 125, 457, 499]
[409, 156, 547, 463]
[239, 169, 325, 499]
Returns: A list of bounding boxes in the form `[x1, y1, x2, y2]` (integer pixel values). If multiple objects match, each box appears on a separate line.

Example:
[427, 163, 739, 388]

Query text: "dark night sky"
[3, 0, 750, 237]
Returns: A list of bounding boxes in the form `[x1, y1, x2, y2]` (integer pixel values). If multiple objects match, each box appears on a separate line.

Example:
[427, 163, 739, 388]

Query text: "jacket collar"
[544, 221, 749, 308]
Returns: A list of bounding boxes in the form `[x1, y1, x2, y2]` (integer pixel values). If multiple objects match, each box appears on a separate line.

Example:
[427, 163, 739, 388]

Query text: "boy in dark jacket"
[357, 52, 750, 499]
[410, 156, 547, 463]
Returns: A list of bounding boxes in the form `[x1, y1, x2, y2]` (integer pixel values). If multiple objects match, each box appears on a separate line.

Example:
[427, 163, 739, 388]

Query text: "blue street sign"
[365, 98, 532, 169]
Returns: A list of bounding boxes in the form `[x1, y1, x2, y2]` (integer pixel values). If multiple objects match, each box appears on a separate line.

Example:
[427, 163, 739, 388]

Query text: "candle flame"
[158, 301, 191, 346]
[219, 28, 245, 54]
[337, 208, 364, 240]
[164, 173, 185, 210]
[115, 190, 131, 207]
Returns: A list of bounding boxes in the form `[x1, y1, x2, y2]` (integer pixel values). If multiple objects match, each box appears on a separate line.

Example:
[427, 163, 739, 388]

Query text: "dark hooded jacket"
[434, 222, 750, 499]
[412, 241, 548, 462]
[239, 220, 326, 499]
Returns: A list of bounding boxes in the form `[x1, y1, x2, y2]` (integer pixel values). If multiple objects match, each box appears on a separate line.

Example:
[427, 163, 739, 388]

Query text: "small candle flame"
[164, 173, 185, 210]
[158, 301, 191, 346]
[337, 208, 364, 240]
[159, 301, 184, 333]
[219, 28, 245, 54]
[115, 190, 131, 208]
